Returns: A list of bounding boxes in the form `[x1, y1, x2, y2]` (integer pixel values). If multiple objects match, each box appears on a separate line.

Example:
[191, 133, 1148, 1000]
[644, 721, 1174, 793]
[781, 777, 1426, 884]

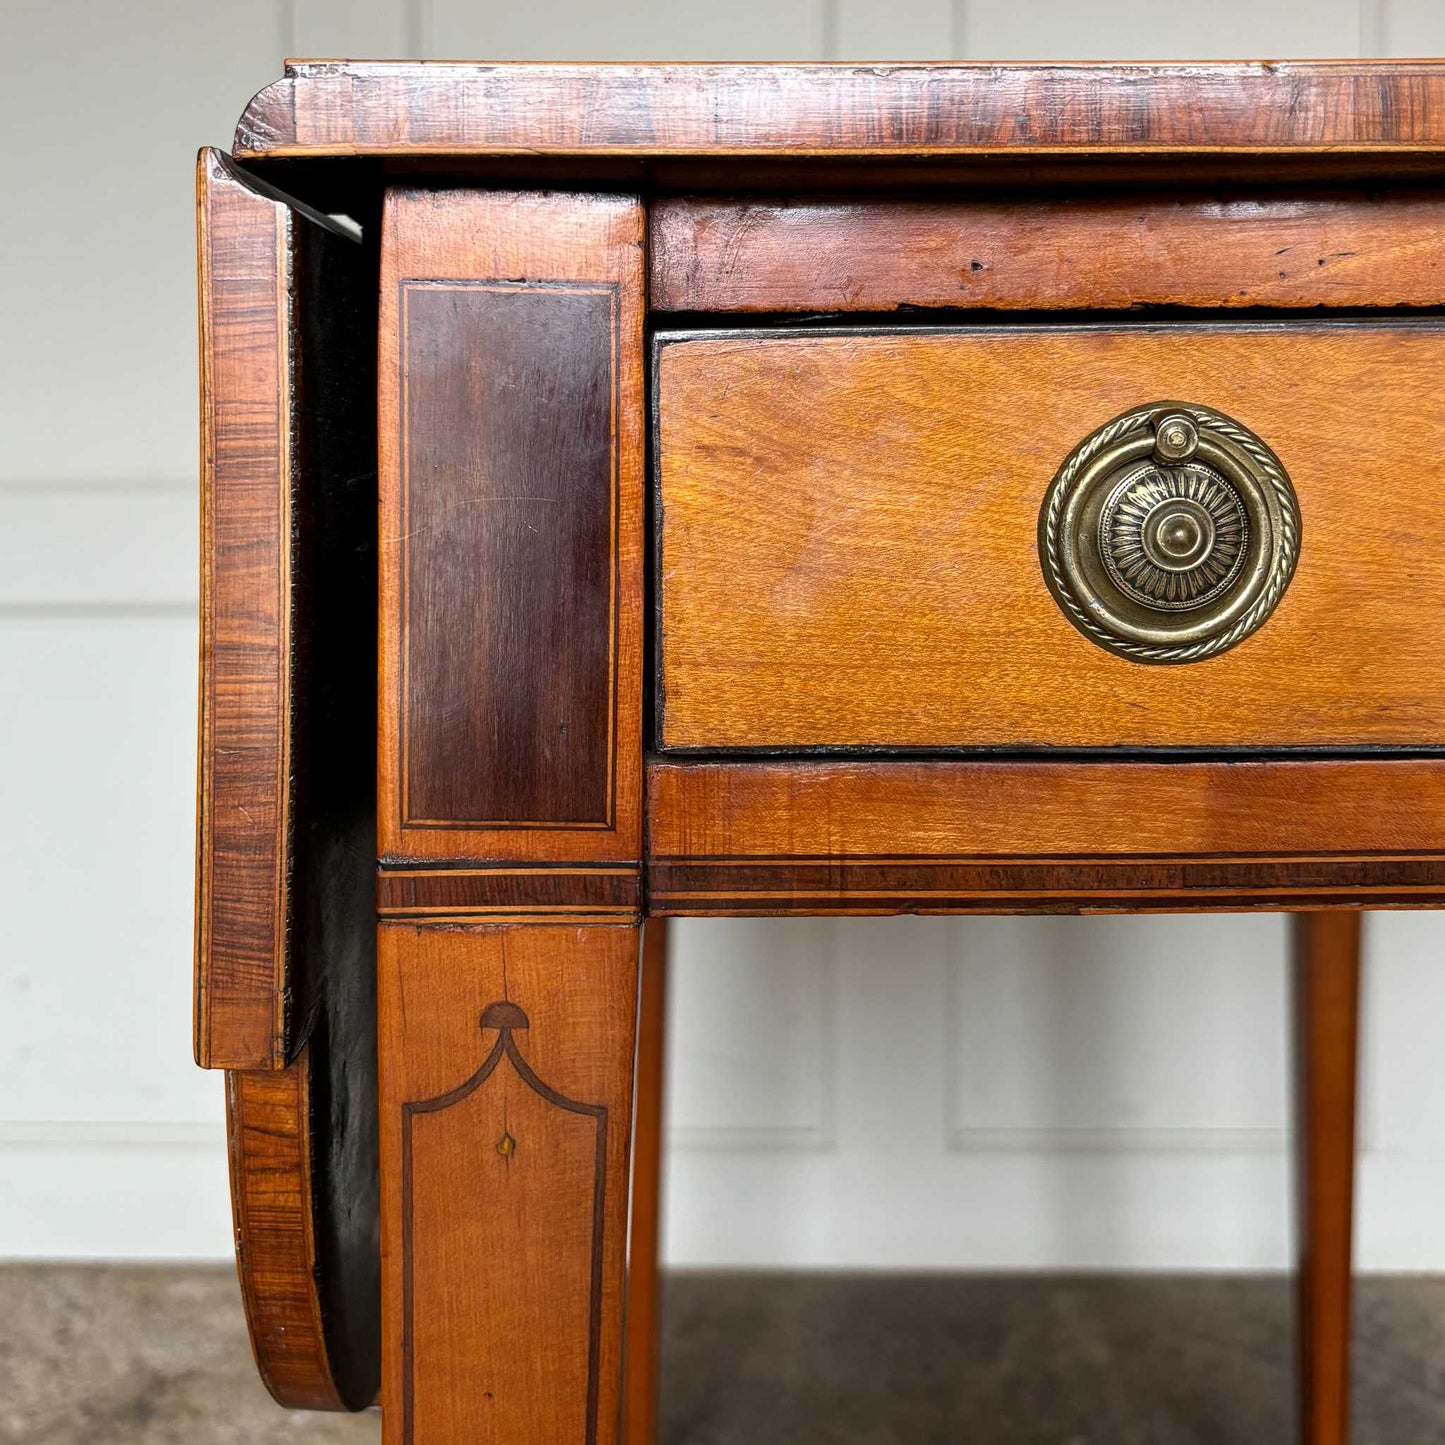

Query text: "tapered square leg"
[373, 183, 648, 1443]
[1293, 911, 1362, 1445]
[622, 920, 670, 1445]
[378, 923, 641, 1445]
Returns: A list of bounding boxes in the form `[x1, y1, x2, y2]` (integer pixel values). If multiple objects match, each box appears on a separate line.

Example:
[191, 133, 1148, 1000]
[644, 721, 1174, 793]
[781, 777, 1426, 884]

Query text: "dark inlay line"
[400, 1004, 609, 1445]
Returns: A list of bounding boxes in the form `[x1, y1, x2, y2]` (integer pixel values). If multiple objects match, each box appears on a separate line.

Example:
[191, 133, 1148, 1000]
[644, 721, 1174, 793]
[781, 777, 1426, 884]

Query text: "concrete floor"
[3, 1266, 1444, 1443]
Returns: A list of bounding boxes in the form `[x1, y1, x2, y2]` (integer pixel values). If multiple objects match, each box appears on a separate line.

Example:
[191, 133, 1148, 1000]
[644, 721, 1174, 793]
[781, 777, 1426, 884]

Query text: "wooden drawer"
[655, 321, 1445, 752]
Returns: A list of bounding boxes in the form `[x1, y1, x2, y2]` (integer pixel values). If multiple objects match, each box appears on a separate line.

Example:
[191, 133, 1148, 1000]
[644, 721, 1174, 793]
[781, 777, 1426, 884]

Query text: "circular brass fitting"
[1037, 401, 1301, 664]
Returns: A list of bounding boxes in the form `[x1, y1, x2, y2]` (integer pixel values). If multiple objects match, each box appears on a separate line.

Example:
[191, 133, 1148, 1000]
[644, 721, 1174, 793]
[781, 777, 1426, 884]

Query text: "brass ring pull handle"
[1038, 401, 1301, 664]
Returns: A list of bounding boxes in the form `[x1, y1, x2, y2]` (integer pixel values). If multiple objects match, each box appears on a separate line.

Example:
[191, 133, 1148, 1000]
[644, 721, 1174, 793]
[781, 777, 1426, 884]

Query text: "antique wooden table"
[194, 60, 1445, 1445]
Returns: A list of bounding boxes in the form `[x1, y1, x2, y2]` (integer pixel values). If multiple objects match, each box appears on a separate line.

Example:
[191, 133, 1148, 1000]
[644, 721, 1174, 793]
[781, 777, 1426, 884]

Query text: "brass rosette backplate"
[1038, 402, 1301, 664]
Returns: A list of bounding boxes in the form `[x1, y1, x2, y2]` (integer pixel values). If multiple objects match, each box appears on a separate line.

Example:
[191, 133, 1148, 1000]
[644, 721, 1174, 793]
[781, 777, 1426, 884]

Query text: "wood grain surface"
[398, 280, 616, 828]
[195, 150, 295, 1070]
[236, 62, 1445, 160]
[647, 759, 1445, 912]
[1293, 912, 1362, 1445]
[377, 923, 640, 1445]
[227, 1042, 378, 1412]
[657, 323, 1445, 751]
[376, 866, 641, 924]
[652, 194, 1445, 313]
[197, 146, 378, 1081]
[199, 147, 380, 1409]
[227, 1055, 337, 1409]
[379, 189, 645, 865]
[621, 920, 668, 1445]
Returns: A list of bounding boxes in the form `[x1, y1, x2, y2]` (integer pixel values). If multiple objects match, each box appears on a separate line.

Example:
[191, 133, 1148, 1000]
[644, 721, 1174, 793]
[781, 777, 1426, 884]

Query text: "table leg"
[622, 919, 670, 1445]
[1293, 911, 1362, 1445]
[378, 922, 641, 1445]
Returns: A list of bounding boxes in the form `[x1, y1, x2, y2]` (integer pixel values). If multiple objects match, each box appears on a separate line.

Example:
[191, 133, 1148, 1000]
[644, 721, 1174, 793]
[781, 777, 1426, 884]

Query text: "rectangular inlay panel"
[379, 189, 645, 864]
[399, 281, 618, 828]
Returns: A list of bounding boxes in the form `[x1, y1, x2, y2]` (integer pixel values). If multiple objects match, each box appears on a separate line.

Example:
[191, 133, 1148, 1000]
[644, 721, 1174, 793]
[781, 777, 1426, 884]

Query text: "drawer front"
[655, 322, 1445, 752]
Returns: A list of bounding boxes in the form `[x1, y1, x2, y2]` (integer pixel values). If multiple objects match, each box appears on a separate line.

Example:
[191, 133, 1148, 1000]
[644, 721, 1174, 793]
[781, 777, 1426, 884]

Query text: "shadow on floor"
[3, 1266, 1443, 1443]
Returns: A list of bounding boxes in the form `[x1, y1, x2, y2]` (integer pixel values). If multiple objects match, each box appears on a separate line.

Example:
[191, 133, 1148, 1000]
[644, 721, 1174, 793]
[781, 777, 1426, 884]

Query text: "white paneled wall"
[663, 915, 1445, 1270]
[3, 0, 1444, 1264]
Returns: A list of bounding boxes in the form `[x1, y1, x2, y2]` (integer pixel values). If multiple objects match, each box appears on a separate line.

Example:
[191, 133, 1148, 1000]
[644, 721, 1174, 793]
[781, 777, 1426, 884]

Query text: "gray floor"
[3, 1266, 1444, 1443]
